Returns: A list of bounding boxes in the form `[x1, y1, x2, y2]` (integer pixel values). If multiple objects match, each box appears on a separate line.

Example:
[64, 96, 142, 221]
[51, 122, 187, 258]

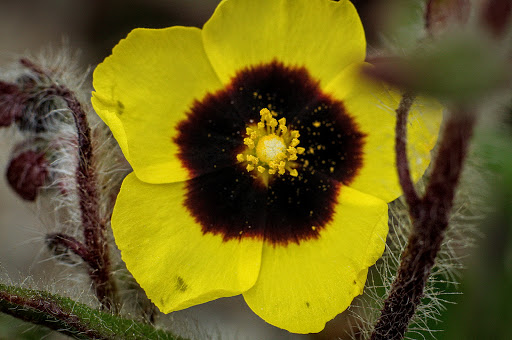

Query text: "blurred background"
[1, 0, 511, 339]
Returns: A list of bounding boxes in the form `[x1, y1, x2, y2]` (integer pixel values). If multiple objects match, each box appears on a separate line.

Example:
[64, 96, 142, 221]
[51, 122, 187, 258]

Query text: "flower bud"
[0, 81, 24, 127]
[17, 91, 60, 133]
[6, 150, 48, 201]
[425, 0, 470, 37]
[480, 0, 512, 38]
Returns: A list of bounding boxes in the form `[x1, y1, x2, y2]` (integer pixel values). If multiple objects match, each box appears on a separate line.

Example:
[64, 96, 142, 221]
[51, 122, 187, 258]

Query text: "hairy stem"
[20, 58, 116, 310]
[0, 283, 182, 340]
[370, 105, 476, 340]
[56, 85, 116, 310]
[0, 287, 103, 339]
[395, 92, 421, 211]
[46, 233, 91, 264]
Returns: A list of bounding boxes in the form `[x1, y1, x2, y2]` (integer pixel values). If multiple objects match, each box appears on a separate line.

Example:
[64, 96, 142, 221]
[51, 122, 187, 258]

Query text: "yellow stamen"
[246, 155, 258, 164]
[244, 138, 255, 149]
[238, 108, 304, 180]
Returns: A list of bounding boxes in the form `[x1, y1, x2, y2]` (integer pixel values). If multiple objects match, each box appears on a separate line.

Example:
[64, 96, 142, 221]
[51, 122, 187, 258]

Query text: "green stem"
[0, 283, 184, 340]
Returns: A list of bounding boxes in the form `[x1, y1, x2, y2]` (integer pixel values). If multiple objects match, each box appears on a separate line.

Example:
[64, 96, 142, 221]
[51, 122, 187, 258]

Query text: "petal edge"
[112, 173, 262, 312]
[92, 27, 223, 184]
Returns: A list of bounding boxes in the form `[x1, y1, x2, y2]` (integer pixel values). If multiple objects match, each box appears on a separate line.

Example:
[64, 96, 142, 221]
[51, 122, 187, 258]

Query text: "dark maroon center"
[175, 61, 365, 246]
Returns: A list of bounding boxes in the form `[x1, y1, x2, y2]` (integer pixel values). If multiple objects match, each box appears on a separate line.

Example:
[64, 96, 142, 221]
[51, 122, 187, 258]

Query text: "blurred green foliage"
[436, 114, 512, 340]
[0, 313, 55, 340]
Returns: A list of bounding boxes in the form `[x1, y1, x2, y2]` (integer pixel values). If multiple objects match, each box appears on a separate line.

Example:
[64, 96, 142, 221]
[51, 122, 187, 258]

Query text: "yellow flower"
[92, 0, 441, 333]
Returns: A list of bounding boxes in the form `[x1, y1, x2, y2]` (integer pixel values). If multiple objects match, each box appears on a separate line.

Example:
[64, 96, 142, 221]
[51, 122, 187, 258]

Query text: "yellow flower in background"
[92, 0, 441, 334]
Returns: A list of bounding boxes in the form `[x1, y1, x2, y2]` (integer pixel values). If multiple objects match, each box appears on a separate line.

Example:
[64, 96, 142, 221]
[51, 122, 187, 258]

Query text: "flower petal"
[243, 186, 388, 333]
[325, 63, 443, 202]
[202, 0, 365, 86]
[112, 173, 262, 312]
[92, 27, 223, 184]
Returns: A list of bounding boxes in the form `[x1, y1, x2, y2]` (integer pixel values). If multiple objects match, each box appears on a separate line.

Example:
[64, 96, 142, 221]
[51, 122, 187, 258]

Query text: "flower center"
[237, 108, 304, 179]
[256, 135, 286, 164]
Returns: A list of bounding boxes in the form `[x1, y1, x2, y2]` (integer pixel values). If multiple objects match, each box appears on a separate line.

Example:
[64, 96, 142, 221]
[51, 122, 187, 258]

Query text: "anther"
[238, 108, 304, 179]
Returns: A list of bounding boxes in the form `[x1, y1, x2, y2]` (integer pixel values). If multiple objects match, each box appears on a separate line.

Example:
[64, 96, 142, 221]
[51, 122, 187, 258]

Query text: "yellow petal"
[92, 27, 223, 184]
[243, 186, 388, 333]
[202, 0, 365, 86]
[325, 63, 443, 202]
[112, 173, 262, 312]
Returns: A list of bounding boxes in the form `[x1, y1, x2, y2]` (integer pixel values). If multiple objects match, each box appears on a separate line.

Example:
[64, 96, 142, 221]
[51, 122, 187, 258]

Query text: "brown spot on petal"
[175, 276, 188, 292]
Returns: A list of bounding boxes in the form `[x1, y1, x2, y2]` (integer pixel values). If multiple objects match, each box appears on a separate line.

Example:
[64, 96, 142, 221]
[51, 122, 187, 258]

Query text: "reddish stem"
[370, 102, 476, 339]
[46, 233, 91, 263]
[58, 86, 116, 310]
[21, 58, 116, 310]
[0, 289, 104, 339]
[394, 92, 421, 212]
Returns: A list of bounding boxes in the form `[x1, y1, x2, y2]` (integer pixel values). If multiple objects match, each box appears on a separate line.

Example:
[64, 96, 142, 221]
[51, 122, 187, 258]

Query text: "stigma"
[237, 108, 304, 180]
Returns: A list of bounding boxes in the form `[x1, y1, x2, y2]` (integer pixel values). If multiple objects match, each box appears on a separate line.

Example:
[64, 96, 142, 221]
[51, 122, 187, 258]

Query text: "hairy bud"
[0, 81, 25, 127]
[425, 0, 471, 37]
[481, 0, 512, 38]
[6, 150, 48, 201]
[17, 88, 61, 133]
